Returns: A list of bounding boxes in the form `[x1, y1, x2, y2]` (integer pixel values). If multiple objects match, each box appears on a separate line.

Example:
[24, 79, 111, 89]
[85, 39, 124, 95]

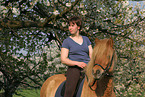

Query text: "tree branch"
[0, 0, 81, 30]
[41, 0, 81, 27]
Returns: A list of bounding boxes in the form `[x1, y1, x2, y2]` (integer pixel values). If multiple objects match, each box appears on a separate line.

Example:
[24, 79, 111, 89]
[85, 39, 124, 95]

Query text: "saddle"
[55, 74, 85, 97]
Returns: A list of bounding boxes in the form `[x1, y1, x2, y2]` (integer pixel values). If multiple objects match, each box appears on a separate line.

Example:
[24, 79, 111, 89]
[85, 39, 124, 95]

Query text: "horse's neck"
[96, 75, 114, 97]
[81, 76, 114, 97]
[81, 78, 97, 97]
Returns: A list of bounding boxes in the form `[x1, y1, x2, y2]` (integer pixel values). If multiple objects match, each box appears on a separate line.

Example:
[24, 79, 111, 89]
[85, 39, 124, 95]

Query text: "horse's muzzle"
[92, 69, 103, 80]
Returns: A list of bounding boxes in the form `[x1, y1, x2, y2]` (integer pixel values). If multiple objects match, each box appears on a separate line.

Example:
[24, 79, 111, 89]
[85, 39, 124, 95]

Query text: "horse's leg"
[40, 74, 66, 97]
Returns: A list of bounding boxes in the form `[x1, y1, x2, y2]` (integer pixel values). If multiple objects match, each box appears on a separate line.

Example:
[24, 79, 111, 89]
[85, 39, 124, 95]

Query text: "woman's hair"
[68, 16, 82, 30]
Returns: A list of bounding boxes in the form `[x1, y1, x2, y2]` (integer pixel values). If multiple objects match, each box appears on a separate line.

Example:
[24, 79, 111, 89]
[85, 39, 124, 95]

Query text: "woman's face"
[68, 22, 80, 35]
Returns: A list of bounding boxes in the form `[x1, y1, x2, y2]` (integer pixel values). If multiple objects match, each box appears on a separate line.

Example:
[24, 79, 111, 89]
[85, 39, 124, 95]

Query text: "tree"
[0, 0, 144, 97]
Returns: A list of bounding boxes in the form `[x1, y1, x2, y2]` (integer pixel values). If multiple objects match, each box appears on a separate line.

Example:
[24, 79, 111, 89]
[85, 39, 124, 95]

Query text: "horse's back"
[40, 74, 66, 97]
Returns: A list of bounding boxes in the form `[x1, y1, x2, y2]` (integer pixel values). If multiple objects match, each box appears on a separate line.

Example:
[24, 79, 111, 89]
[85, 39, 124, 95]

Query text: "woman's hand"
[76, 62, 87, 69]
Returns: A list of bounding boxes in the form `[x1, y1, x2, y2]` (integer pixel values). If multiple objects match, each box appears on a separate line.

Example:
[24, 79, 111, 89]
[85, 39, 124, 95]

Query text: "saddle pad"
[55, 79, 85, 97]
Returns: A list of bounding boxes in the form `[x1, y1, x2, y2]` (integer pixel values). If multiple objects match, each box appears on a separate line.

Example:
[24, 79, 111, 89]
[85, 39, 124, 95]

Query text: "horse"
[40, 38, 117, 97]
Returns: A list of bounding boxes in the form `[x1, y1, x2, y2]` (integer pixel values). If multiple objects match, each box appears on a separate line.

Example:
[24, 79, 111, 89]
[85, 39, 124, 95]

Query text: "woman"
[61, 16, 93, 97]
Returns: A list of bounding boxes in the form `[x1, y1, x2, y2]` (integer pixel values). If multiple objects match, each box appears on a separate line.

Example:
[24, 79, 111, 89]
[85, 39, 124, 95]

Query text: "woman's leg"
[64, 66, 81, 97]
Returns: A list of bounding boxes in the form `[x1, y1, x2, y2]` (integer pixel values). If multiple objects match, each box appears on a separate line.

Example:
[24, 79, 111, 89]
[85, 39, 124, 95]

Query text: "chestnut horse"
[40, 38, 117, 97]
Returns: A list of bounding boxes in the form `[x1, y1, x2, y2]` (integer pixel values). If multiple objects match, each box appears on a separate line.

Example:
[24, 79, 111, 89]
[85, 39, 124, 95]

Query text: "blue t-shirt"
[61, 36, 91, 64]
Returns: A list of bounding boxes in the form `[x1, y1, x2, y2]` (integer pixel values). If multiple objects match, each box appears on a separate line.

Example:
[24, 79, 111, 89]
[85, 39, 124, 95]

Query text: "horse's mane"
[85, 38, 117, 85]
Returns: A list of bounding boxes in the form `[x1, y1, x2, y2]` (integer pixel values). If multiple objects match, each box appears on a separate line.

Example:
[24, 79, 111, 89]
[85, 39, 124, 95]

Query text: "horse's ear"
[107, 38, 114, 47]
[95, 38, 100, 44]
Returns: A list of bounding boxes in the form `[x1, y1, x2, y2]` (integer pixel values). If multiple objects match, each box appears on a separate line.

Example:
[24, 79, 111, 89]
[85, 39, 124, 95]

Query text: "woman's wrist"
[74, 61, 81, 66]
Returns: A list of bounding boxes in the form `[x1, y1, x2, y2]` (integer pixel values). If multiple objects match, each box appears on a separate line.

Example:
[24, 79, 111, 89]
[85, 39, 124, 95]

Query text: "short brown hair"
[68, 16, 82, 30]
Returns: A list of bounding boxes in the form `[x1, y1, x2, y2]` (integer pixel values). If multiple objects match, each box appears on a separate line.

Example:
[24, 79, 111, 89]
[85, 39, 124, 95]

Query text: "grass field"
[1, 87, 144, 97]
[13, 89, 40, 97]
[13, 89, 145, 97]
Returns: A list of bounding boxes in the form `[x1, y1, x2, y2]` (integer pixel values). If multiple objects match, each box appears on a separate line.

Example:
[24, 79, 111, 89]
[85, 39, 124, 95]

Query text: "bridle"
[88, 51, 115, 91]
[94, 51, 115, 77]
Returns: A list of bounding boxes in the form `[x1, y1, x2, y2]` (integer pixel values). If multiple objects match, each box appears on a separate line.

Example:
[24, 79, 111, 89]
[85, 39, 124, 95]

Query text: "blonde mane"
[85, 38, 117, 85]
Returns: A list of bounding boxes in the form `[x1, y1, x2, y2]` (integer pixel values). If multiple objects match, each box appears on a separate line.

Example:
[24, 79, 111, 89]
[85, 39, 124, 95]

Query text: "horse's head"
[86, 38, 117, 89]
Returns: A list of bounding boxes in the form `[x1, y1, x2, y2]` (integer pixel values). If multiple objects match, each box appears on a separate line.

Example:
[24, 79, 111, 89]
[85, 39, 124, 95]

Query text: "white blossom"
[141, 9, 145, 17]
[80, 3, 84, 8]
[12, 7, 20, 16]
[30, 2, 35, 7]
[81, 10, 87, 15]
[15, 68, 19, 71]
[44, 71, 49, 75]
[0, 6, 8, 14]
[53, 10, 59, 15]
[85, 27, 89, 30]
[62, 22, 67, 27]
[30, 0, 38, 8]
[40, 18, 46, 22]
[47, 1, 50, 6]
[0, 72, 2, 76]
[136, 2, 141, 7]
[66, 3, 71, 7]
[96, 10, 100, 12]
[55, 0, 58, 3]
[122, 1, 129, 8]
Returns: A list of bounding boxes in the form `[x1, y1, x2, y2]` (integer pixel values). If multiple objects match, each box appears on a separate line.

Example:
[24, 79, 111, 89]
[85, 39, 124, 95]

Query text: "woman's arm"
[88, 45, 93, 59]
[61, 48, 86, 68]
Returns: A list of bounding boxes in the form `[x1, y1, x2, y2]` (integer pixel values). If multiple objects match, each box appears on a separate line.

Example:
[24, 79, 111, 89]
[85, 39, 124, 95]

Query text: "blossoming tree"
[0, 0, 144, 97]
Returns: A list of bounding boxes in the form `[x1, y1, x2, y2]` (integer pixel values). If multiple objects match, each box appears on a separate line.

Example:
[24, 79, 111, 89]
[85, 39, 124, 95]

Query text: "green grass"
[13, 89, 40, 97]
[1, 88, 144, 97]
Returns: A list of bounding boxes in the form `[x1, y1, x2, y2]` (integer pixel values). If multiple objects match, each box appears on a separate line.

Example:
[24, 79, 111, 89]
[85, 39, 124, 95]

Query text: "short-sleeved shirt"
[61, 36, 91, 64]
